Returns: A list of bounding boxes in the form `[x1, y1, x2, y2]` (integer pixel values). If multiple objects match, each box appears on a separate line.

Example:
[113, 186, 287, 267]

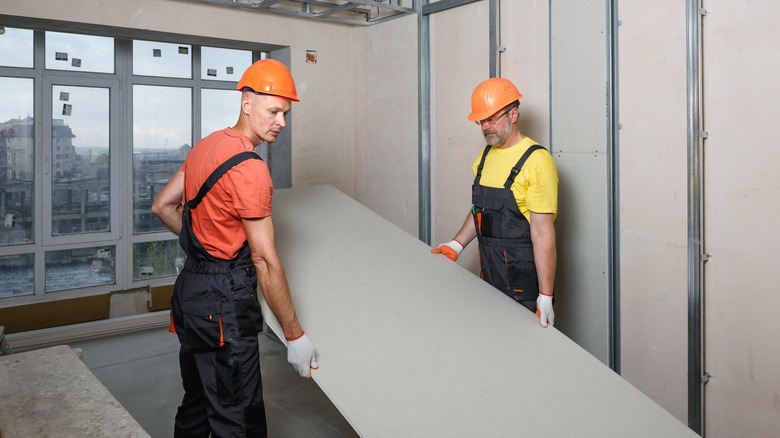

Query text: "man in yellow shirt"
[432, 78, 558, 328]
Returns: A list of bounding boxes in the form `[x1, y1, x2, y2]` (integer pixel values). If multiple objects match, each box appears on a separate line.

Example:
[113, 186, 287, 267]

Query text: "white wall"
[429, 1, 490, 274]
[618, 0, 690, 423]
[618, 1, 780, 434]
[353, 15, 419, 237]
[700, 1, 780, 436]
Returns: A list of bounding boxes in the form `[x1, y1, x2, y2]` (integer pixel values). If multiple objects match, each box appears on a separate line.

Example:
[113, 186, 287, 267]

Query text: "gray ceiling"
[191, 0, 417, 26]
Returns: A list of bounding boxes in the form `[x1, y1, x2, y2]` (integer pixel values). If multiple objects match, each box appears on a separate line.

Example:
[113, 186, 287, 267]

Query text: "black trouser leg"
[177, 336, 267, 438]
[175, 348, 211, 438]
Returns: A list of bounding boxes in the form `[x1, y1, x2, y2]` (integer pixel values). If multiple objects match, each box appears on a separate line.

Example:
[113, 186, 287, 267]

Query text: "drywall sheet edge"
[260, 185, 697, 438]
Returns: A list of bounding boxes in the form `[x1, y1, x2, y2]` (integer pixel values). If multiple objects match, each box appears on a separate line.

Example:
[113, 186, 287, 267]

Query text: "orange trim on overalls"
[504, 249, 511, 291]
[219, 315, 224, 347]
[169, 310, 177, 334]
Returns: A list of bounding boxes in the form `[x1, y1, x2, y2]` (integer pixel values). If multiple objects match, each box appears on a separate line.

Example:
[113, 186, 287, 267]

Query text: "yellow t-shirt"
[471, 137, 559, 222]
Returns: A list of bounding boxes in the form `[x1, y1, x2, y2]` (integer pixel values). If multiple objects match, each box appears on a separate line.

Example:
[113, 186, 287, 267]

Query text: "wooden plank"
[261, 185, 698, 438]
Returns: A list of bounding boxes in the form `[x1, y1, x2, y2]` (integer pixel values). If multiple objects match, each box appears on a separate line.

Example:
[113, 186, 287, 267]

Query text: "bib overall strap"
[474, 146, 492, 184]
[186, 151, 262, 209]
[504, 145, 546, 189]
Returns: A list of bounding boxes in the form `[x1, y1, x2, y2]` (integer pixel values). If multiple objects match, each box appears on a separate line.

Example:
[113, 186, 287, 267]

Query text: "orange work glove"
[430, 239, 465, 261]
[536, 292, 555, 328]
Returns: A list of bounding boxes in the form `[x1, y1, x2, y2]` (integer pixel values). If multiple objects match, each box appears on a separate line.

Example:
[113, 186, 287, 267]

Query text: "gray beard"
[484, 133, 505, 147]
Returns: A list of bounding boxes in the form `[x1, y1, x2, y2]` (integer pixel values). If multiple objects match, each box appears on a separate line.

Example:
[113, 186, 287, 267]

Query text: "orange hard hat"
[236, 59, 300, 102]
[467, 78, 522, 121]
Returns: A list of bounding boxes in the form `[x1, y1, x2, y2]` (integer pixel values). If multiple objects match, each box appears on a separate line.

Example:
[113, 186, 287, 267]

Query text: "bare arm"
[242, 216, 304, 340]
[151, 170, 185, 236]
[452, 212, 478, 247]
[530, 212, 556, 296]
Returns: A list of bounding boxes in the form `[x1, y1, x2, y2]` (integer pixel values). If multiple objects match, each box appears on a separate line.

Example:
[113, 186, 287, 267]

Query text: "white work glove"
[536, 293, 555, 328]
[430, 239, 465, 261]
[286, 332, 318, 378]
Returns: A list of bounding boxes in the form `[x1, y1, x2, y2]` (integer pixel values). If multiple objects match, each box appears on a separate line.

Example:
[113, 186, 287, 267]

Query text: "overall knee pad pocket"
[216, 345, 243, 405]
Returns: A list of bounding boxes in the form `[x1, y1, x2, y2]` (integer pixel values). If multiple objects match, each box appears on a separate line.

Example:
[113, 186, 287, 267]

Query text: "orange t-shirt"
[181, 128, 273, 260]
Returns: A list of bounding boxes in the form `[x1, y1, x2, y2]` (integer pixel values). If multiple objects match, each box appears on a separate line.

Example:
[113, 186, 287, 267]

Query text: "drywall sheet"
[261, 185, 697, 438]
[549, 0, 611, 365]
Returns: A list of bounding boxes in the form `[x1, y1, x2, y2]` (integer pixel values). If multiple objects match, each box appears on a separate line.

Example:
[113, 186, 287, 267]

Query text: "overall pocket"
[507, 265, 539, 302]
[181, 298, 223, 348]
[233, 294, 263, 338]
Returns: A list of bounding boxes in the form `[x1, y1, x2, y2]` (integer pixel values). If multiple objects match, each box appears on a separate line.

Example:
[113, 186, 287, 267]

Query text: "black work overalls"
[472, 144, 545, 312]
[171, 151, 267, 438]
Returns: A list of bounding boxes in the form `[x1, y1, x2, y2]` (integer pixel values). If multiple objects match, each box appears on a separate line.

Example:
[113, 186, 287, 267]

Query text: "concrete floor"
[69, 327, 358, 438]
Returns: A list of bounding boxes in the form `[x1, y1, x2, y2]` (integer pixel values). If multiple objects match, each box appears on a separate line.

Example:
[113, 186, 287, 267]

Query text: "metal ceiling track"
[193, 0, 417, 26]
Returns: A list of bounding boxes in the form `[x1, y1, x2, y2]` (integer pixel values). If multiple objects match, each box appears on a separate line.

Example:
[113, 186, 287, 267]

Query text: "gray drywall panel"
[550, 0, 609, 155]
[550, 0, 611, 365]
[261, 185, 697, 438]
[552, 152, 609, 362]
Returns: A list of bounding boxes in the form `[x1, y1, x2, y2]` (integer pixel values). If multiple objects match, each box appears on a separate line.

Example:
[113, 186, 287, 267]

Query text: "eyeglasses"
[475, 107, 513, 126]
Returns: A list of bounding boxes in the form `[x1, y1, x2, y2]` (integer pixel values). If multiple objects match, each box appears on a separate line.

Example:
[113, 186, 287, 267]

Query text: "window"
[201, 89, 240, 138]
[0, 253, 34, 297]
[45, 31, 114, 73]
[50, 85, 111, 235]
[132, 239, 185, 280]
[0, 77, 35, 246]
[133, 40, 192, 78]
[133, 85, 192, 233]
[0, 26, 271, 301]
[201, 46, 252, 81]
[0, 27, 34, 68]
[45, 245, 116, 292]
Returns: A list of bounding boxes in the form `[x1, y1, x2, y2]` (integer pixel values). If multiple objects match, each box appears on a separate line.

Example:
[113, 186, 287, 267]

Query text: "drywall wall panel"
[261, 185, 698, 438]
[617, 0, 689, 422]
[551, 153, 609, 362]
[550, 1, 608, 155]
[549, 0, 610, 365]
[700, 2, 780, 436]
[0, 0, 357, 198]
[352, 15, 419, 237]
[497, 0, 551, 147]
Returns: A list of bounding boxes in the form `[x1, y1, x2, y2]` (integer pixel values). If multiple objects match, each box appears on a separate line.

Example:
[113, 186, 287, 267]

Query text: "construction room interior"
[0, 0, 778, 437]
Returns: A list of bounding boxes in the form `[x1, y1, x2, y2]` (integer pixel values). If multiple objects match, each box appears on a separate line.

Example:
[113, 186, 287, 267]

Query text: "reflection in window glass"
[133, 40, 192, 79]
[201, 47, 252, 81]
[45, 245, 116, 292]
[45, 31, 114, 73]
[133, 239, 186, 280]
[0, 27, 34, 68]
[201, 89, 240, 138]
[0, 253, 34, 298]
[0, 77, 35, 245]
[133, 85, 191, 233]
[51, 85, 110, 235]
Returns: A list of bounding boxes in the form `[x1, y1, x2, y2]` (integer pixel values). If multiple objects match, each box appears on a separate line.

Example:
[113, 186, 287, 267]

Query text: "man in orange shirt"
[152, 59, 316, 438]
